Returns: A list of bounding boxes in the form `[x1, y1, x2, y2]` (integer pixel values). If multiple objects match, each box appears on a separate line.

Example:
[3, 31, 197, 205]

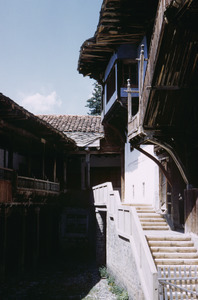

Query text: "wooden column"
[53, 155, 57, 182]
[19, 207, 27, 275]
[41, 139, 46, 179]
[81, 156, 86, 190]
[27, 145, 32, 177]
[63, 159, 67, 191]
[35, 207, 40, 266]
[0, 207, 8, 279]
[86, 153, 90, 189]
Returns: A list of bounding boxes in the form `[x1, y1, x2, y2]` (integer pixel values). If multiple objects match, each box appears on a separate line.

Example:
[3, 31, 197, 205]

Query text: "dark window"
[90, 166, 121, 189]
[131, 97, 139, 116]
[106, 67, 116, 103]
[67, 156, 81, 189]
[122, 63, 138, 88]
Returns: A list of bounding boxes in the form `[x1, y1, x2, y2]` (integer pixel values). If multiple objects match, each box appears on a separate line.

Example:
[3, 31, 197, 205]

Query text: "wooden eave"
[78, 0, 158, 82]
[0, 94, 76, 150]
[143, 0, 198, 134]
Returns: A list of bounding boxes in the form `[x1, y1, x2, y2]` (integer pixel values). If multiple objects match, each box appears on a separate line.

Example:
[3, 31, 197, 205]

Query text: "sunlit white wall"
[125, 143, 159, 207]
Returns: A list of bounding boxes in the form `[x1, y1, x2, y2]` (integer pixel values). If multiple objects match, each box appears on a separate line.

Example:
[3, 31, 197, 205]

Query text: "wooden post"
[81, 156, 86, 190]
[136, 44, 147, 129]
[19, 207, 27, 275]
[0, 207, 8, 279]
[126, 79, 132, 121]
[41, 139, 46, 180]
[35, 207, 40, 266]
[63, 159, 67, 191]
[86, 153, 90, 189]
[53, 155, 57, 182]
[125, 79, 139, 122]
[138, 44, 145, 96]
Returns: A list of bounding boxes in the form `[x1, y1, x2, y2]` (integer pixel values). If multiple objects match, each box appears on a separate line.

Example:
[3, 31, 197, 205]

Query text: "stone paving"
[0, 256, 117, 300]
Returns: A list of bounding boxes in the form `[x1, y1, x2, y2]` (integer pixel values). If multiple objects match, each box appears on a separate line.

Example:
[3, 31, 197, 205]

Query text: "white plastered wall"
[124, 142, 159, 208]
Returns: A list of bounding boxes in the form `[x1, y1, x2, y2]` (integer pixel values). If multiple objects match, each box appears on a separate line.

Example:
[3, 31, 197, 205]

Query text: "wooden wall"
[0, 181, 12, 203]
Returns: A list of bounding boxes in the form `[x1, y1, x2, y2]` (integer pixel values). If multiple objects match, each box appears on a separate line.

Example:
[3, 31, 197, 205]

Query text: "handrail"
[93, 182, 158, 300]
[158, 266, 198, 298]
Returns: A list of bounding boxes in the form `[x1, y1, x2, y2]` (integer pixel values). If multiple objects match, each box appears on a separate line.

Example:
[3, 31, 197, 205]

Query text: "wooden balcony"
[128, 0, 172, 144]
[0, 167, 60, 203]
[17, 176, 60, 194]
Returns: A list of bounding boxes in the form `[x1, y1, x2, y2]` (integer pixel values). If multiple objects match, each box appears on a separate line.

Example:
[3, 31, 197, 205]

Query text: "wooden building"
[0, 92, 122, 278]
[39, 114, 121, 254]
[78, 0, 198, 298]
[78, 0, 198, 233]
[0, 93, 76, 278]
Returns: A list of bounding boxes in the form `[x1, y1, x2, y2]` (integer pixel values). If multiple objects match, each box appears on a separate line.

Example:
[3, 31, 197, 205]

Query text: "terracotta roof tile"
[37, 115, 104, 148]
[38, 115, 103, 133]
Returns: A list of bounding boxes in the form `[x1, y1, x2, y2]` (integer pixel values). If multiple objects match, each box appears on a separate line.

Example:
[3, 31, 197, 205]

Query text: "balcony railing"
[17, 176, 60, 193]
[0, 167, 60, 194]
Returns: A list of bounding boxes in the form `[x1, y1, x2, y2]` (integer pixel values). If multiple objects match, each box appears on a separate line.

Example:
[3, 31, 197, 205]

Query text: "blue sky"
[0, 0, 102, 115]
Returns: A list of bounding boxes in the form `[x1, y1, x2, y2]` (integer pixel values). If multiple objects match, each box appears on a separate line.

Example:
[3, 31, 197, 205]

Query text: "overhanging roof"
[0, 94, 76, 150]
[78, 0, 158, 82]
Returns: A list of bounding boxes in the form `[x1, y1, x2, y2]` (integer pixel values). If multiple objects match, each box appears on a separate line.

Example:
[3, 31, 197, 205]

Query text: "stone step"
[166, 291, 198, 299]
[159, 270, 198, 277]
[151, 246, 197, 253]
[155, 258, 198, 265]
[143, 226, 169, 230]
[123, 203, 152, 207]
[138, 214, 163, 219]
[158, 265, 198, 271]
[146, 236, 191, 242]
[136, 210, 156, 214]
[139, 217, 165, 222]
[140, 221, 168, 226]
[164, 284, 198, 289]
[148, 241, 194, 247]
[166, 289, 198, 299]
[153, 252, 198, 259]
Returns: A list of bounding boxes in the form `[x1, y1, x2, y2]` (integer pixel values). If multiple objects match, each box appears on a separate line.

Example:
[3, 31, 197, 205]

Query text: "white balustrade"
[93, 182, 158, 300]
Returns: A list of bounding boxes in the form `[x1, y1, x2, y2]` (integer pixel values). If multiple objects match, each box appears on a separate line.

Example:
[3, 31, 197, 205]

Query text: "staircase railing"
[158, 266, 198, 299]
[92, 182, 158, 300]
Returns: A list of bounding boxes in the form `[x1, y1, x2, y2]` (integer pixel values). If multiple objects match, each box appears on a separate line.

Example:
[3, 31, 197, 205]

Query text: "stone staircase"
[147, 235, 198, 266]
[136, 204, 170, 231]
[134, 204, 198, 298]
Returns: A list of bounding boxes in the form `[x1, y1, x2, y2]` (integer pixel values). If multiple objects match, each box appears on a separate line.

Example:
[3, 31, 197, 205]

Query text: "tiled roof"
[38, 115, 103, 133]
[38, 115, 104, 148]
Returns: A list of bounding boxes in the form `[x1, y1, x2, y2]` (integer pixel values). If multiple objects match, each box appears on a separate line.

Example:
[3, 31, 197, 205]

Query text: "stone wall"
[106, 213, 144, 300]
